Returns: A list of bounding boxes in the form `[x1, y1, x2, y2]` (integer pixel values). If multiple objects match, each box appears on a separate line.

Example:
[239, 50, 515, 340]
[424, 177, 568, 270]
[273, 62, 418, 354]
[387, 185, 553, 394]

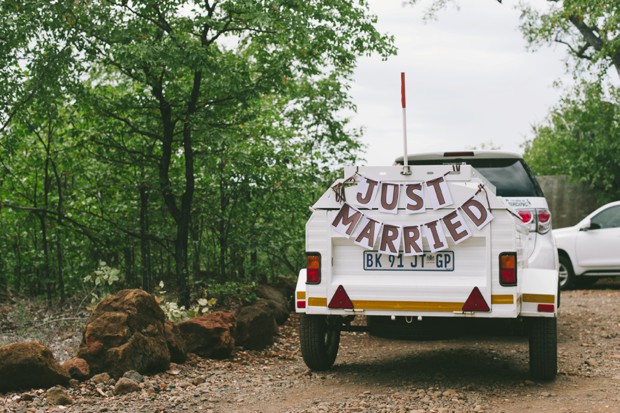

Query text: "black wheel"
[528, 317, 557, 381]
[558, 254, 576, 290]
[299, 315, 341, 371]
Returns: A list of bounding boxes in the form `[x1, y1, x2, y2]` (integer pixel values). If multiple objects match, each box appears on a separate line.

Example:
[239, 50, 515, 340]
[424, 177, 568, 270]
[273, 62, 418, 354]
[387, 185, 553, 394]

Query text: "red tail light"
[537, 209, 552, 234]
[517, 209, 534, 224]
[306, 252, 321, 284]
[516, 208, 552, 234]
[537, 304, 555, 313]
[499, 252, 517, 286]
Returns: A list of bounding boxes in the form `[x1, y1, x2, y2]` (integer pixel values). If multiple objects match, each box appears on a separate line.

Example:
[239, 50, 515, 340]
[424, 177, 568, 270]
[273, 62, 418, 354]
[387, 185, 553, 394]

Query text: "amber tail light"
[499, 252, 517, 286]
[306, 252, 321, 284]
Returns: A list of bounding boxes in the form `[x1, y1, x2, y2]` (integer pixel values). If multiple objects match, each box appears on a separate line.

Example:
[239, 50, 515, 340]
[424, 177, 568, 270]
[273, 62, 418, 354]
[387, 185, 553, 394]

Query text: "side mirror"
[579, 219, 601, 231]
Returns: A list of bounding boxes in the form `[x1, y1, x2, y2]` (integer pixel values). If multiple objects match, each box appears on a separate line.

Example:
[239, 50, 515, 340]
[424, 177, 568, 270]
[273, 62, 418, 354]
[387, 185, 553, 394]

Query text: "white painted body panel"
[296, 166, 557, 319]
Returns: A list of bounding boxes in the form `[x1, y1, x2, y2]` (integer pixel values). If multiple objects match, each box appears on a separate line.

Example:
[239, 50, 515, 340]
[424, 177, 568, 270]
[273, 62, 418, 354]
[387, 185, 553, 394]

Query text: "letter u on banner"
[378, 183, 400, 214]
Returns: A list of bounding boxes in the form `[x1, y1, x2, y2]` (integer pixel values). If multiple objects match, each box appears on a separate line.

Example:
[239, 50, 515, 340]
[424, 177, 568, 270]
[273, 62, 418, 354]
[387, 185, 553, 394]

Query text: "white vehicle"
[554, 200, 620, 290]
[295, 163, 559, 380]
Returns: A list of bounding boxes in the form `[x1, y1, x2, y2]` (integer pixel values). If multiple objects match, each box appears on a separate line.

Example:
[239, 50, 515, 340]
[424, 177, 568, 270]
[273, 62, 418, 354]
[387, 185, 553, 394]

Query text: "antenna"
[401, 72, 411, 175]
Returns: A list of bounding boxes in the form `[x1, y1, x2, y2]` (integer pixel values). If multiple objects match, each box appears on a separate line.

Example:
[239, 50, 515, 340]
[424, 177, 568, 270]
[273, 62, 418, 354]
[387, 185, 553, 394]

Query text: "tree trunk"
[50, 158, 65, 305]
[139, 183, 152, 291]
[42, 157, 53, 303]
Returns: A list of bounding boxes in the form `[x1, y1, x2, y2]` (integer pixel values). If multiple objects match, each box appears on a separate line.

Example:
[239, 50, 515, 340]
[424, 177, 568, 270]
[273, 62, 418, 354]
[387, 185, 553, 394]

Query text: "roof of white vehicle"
[395, 151, 523, 163]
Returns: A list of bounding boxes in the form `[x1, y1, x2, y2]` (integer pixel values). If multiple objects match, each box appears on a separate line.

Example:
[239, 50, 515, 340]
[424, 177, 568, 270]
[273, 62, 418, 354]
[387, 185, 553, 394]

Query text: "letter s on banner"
[331, 203, 363, 237]
[404, 183, 425, 214]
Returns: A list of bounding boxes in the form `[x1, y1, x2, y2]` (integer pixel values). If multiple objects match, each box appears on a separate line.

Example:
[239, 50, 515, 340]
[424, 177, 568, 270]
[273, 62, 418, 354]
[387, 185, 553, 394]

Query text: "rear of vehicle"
[395, 151, 557, 272]
[296, 163, 559, 380]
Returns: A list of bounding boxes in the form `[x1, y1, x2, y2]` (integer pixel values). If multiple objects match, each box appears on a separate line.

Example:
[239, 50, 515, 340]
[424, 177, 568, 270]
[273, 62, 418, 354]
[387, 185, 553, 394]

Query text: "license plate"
[363, 251, 455, 272]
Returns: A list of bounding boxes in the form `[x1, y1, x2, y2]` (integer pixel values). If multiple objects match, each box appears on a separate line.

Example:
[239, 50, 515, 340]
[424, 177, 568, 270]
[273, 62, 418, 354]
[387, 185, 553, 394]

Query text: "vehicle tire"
[300, 314, 340, 371]
[528, 317, 557, 381]
[558, 254, 576, 290]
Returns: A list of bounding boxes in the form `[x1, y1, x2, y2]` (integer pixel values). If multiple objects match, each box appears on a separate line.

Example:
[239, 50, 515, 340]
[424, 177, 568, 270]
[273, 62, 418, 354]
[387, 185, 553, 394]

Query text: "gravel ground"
[1, 279, 619, 413]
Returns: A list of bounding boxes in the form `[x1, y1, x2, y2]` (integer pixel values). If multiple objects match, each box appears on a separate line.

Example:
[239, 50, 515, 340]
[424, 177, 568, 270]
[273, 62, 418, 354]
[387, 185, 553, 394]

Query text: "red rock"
[62, 357, 90, 381]
[46, 385, 72, 405]
[77, 289, 170, 377]
[0, 341, 70, 393]
[164, 321, 187, 363]
[177, 312, 236, 359]
[114, 377, 141, 395]
[235, 301, 278, 350]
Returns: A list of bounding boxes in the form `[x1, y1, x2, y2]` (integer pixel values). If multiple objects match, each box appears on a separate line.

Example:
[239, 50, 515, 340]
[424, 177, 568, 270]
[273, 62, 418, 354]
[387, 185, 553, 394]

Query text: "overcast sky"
[350, 0, 572, 166]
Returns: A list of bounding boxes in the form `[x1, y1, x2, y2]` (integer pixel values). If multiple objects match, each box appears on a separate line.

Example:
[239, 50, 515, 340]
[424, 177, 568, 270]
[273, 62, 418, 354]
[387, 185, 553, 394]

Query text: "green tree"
[523, 83, 620, 203]
[1, 1, 395, 304]
[519, 0, 620, 77]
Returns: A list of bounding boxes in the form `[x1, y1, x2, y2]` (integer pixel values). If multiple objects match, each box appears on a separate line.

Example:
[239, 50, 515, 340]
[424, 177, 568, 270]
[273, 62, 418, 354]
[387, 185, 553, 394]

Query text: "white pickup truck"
[295, 164, 559, 380]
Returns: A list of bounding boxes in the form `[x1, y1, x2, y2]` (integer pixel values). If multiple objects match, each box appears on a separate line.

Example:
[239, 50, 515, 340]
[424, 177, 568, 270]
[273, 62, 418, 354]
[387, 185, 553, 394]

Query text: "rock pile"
[0, 283, 293, 395]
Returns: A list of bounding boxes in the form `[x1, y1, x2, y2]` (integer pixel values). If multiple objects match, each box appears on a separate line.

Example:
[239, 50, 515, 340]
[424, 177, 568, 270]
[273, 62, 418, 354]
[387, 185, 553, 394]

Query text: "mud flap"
[295, 269, 307, 313]
[520, 268, 559, 317]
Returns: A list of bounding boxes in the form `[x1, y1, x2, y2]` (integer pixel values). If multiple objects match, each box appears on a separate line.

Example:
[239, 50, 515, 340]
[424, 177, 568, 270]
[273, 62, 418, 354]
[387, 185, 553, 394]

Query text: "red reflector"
[501, 269, 516, 284]
[537, 304, 555, 313]
[307, 268, 320, 284]
[537, 209, 551, 223]
[462, 287, 490, 312]
[517, 209, 533, 224]
[297, 300, 306, 309]
[328, 285, 354, 309]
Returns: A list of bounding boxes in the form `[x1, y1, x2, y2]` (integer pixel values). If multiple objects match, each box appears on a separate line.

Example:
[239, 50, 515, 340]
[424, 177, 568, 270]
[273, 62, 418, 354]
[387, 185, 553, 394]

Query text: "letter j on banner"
[354, 177, 380, 208]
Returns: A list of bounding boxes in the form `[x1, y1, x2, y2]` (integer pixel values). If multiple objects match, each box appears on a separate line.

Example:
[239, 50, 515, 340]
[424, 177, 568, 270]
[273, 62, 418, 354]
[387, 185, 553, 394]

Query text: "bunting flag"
[329, 175, 494, 253]
[354, 176, 380, 208]
[378, 183, 400, 214]
[353, 216, 383, 249]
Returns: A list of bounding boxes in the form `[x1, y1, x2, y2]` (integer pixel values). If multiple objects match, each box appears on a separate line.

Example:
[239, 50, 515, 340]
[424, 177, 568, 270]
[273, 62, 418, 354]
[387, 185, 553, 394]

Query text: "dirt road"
[2, 280, 619, 413]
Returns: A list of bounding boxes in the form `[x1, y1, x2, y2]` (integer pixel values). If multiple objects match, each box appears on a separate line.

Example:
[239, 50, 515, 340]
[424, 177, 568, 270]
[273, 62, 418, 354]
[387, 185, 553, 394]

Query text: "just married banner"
[330, 175, 493, 256]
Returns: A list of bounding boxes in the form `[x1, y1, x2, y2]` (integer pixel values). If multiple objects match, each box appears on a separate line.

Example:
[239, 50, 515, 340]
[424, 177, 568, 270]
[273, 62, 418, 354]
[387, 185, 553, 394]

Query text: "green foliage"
[83, 261, 123, 304]
[0, 1, 395, 302]
[519, 0, 620, 77]
[155, 281, 217, 322]
[206, 281, 259, 306]
[523, 83, 620, 203]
